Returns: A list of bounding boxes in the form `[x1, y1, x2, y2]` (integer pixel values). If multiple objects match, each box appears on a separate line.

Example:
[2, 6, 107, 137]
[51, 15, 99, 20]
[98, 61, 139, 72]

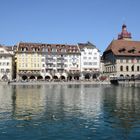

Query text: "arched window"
[114, 66, 116, 72]
[112, 66, 114, 72]
[137, 66, 140, 71]
[106, 67, 107, 72]
[120, 66, 123, 71]
[120, 74, 124, 78]
[126, 66, 129, 71]
[131, 65, 134, 71]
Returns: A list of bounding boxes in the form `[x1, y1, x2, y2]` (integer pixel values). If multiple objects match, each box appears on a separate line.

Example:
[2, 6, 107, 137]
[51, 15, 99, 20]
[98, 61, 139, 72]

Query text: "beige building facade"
[103, 24, 140, 79]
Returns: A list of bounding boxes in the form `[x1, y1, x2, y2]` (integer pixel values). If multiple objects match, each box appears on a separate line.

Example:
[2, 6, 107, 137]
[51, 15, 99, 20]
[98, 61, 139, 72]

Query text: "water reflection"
[0, 85, 13, 121]
[11, 85, 47, 120]
[0, 84, 140, 139]
[41, 84, 103, 121]
[103, 86, 140, 138]
[9, 85, 104, 122]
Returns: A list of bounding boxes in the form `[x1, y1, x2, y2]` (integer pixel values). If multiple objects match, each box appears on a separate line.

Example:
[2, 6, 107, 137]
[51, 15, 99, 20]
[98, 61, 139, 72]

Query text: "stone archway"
[74, 76, 80, 80]
[30, 75, 36, 80]
[2, 75, 8, 81]
[73, 73, 80, 80]
[22, 75, 28, 81]
[53, 75, 58, 80]
[37, 75, 43, 80]
[120, 74, 124, 77]
[131, 75, 135, 80]
[92, 74, 97, 79]
[84, 73, 91, 80]
[60, 75, 66, 80]
[125, 75, 130, 80]
[45, 75, 51, 80]
[67, 75, 72, 81]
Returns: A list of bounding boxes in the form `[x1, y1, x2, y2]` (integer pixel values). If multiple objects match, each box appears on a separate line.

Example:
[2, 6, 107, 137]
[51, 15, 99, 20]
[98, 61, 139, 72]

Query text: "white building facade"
[78, 42, 100, 79]
[0, 46, 13, 81]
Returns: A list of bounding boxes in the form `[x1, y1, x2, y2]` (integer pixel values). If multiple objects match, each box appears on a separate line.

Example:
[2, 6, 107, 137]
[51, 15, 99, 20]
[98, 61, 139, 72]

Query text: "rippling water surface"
[0, 84, 140, 140]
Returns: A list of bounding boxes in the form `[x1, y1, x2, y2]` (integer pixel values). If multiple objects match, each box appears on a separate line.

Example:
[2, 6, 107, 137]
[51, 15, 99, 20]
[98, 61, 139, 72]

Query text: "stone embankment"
[8, 80, 110, 85]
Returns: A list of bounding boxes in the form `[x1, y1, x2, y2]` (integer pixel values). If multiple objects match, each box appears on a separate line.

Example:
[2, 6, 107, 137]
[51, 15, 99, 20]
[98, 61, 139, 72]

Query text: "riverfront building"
[15, 42, 81, 81]
[78, 42, 100, 79]
[15, 42, 42, 81]
[102, 24, 140, 78]
[14, 41, 100, 81]
[0, 45, 14, 81]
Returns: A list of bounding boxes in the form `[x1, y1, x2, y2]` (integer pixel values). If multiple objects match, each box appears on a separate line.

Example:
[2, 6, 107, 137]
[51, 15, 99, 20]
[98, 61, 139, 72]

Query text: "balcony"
[46, 57, 53, 60]
[46, 61, 53, 64]
[57, 60, 65, 64]
[46, 67, 53, 70]
[57, 57, 64, 61]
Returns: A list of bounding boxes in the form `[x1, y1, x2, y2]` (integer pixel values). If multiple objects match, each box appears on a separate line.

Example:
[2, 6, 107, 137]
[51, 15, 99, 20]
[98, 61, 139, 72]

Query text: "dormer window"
[128, 48, 136, 53]
[118, 48, 126, 53]
[32, 48, 35, 52]
[52, 48, 56, 52]
[21, 48, 24, 51]
[24, 47, 28, 51]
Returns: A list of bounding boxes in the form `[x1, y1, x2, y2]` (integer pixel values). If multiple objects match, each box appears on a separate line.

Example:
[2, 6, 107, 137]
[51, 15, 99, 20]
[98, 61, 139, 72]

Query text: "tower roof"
[118, 24, 132, 40]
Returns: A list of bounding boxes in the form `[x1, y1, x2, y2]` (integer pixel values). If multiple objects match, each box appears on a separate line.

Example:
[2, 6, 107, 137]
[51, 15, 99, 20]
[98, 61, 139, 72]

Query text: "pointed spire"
[118, 24, 132, 40]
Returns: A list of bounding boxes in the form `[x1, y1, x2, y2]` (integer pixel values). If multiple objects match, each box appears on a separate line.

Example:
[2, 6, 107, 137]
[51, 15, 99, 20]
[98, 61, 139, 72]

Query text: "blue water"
[0, 84, 140, 140]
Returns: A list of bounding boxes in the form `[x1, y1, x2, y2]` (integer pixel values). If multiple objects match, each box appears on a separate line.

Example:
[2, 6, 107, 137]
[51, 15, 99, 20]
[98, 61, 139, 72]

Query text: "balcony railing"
[18, 70, 40, 75]
[46, 61, 53, 64]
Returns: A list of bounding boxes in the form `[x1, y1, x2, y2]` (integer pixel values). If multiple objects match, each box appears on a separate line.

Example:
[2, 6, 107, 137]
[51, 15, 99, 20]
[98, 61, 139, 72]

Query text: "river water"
[0, 84, 140, 140]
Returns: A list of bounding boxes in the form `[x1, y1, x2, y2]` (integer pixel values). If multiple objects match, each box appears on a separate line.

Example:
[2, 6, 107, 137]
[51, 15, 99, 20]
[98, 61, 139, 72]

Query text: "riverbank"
[8, 80, 111, 85]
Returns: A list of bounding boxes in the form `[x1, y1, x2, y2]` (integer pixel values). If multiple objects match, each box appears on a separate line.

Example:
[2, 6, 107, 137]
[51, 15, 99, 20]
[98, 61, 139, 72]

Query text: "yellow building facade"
[16, 42, 42, 81]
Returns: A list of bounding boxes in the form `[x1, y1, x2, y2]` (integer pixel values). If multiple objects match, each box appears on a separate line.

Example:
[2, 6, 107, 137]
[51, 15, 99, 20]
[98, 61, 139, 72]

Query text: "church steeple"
[118, 24, 132, 40]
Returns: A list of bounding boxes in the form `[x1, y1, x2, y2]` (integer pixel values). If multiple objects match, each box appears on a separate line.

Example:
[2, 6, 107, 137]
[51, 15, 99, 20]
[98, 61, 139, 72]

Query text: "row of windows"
[83, 62, 97, 65]
[20, 48, 79, 53]
[119, 59, 140, 63]
[69, 64, 79, 67]
[0, 69, 10, 73]
[106, 66, 116, 72]
[19, 58, 41, 62]
[83, 57, 97, 60]
[120, 65, 140, 72]
[0, 56, 10, 59]
[45, 64, 67, 67]
[105, 65, 140, 73]
[42, 48, 67, 53]
[42, 69, 66, 73]
[0, 62, 10, 66]
[45, 60, 67, 63]
[84, 52, 97, 55]
[42, 64, 67, 67]
[19, 53, 41, 56]
[19, 63, 40, 67]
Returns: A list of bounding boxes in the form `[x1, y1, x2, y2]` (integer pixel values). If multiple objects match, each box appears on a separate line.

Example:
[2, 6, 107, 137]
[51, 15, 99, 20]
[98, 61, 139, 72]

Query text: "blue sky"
[0, 0, 140, 53]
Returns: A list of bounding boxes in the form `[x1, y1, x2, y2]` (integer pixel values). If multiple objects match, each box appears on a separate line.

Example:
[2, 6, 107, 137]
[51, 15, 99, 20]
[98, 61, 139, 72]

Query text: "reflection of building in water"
[12, 85, 47, 119]
[41, 85, 103, 119]
[103, 86, 140, 132]
[0, 85, 13, 119]
[78, 85, 103, 118]
[115, 87, 140, 117]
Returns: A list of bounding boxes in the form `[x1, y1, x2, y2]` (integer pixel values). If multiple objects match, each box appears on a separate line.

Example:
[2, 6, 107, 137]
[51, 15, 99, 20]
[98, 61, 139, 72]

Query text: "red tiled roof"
[17, 42, 80, 53]
[104, 40, 140, 56]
